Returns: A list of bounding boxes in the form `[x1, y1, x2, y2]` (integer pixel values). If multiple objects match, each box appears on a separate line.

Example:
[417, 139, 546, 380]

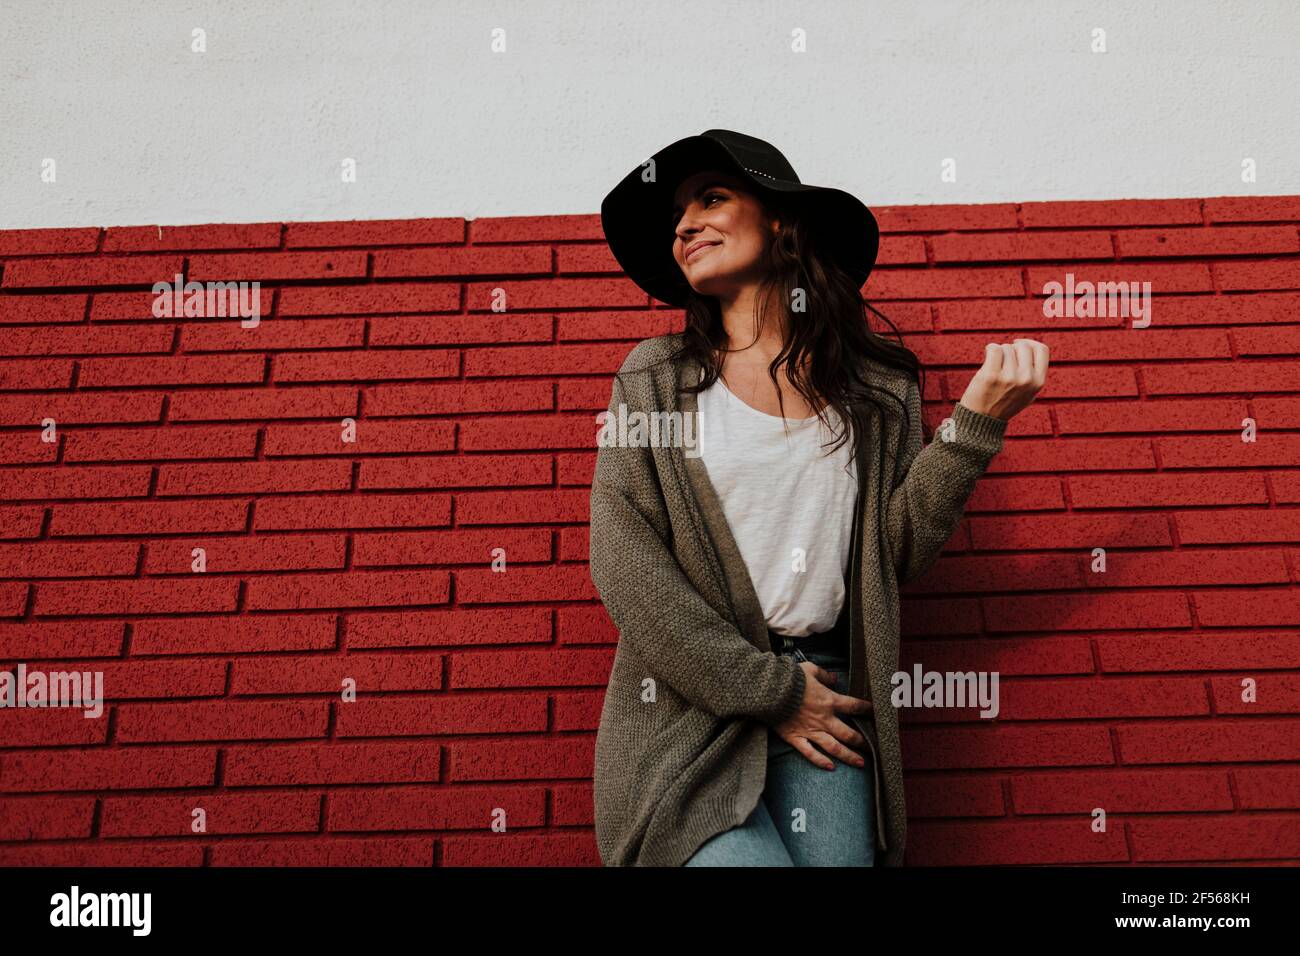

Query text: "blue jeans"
[685, 639, 876, 866]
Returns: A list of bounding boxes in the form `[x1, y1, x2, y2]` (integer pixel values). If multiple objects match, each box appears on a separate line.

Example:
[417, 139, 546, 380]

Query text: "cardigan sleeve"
[884, 379, 1008, 584]
[588, 372, 806, 727]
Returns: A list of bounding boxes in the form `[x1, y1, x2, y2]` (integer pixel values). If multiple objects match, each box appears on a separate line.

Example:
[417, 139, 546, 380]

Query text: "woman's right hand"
[773, 661, 874, 770]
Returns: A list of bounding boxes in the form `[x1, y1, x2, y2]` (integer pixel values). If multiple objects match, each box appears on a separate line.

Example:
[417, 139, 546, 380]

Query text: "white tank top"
[696, 373, 858, 637]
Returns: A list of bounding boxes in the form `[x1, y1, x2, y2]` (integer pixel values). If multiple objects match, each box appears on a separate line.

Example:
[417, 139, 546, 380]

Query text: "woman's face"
[670, 170, 779, 300]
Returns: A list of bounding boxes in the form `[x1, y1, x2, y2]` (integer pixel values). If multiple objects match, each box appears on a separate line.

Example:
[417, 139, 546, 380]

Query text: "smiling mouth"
[686, 242, 718, 263]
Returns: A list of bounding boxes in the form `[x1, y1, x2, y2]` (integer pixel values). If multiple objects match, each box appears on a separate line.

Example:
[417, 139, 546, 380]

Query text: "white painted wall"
[2, 0, 1298, 229]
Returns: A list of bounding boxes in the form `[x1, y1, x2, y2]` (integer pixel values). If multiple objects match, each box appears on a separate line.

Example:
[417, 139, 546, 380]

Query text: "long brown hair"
[610, 189, 931, 618]
[668, 189, 929, 475]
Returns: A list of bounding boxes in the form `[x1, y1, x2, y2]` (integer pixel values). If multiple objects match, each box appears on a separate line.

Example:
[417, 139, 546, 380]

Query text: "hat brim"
[600, 134, 879, 308]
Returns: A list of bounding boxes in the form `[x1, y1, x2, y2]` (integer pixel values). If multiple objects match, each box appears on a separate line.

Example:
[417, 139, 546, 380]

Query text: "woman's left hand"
[958, 338, 1049, 421]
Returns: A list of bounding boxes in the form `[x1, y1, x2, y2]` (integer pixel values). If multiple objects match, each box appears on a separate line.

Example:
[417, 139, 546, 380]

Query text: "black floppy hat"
[600, 128, 880, 308]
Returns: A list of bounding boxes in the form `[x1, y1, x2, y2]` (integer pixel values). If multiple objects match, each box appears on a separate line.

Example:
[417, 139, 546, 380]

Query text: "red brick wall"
[1, 197, 1298, 866]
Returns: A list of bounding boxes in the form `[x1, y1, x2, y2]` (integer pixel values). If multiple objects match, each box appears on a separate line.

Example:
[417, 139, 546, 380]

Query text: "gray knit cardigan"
[589, 332, 1008, 866]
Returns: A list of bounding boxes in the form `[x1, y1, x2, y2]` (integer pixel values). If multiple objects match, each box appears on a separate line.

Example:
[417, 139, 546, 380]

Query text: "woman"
[589, 129, 1047, 866]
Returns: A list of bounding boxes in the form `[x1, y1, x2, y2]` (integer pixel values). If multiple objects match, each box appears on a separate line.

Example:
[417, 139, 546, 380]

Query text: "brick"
[1071, 470, 1263, 509]
[1117, 225, 1299, 258]
[931, 230, 1113, 263]
[156, 460, 352, 495]
[1236, 767, 1300, 809]
[451, 648, 611, 687]
[0, 432, 56, 465]
[263, 419, 455, 456]
[1025, 261, 1213, 293]
[1158, 434, 1300, 468]
[465, 278, 645, 311]
[460, 414, 599, 451]
[0, 540, 138, 577]
[189, 251, 368, 281]
[0, 391, 163, 426]
[102, 222, 282, 252]
[455, 566, 598, 603]
[1021, 198, 1202, 228]
[50, 498, 248, 536]
[253, 492, 451, 530]
[0, 359, 73, 389]
[873, 203, 1019, 232]
[272, 348, 459, 382]
[231, 651, 443, 695]
[1118, 718, 1300, 763]
[0, 294, 86, 324]
[0, 325, 172, 356]
[1055, 398, 1248, 435]
[89, 290, 168, 321]
[1012, 769, 1232, 813]
[988, 676, 1208, 720]
[101, 791, 321, 836]
[1131, 813, 1300, 862]
[0, 797, 96, 840]
[365, 379, 552, 416]
[0, 707, 107, 746]
[1193, 589, 1300, 627]
[359, 454, 551, 490]
[1143, 359, 1300, 394]
[352, 527, 550, 567]
[454, 489, 590, 524]
[469, 215, 602, 243]
[0, 227, 100, 256]
[244, 570, 450, 610]
[346, 606, 551, 649]
[210, 836, 430, 867]
[1204, 196, 1300, 223]
[33, 577, 240, 615]
[441, 832, 600, 867]
[905, 722, 1114, 769]
[1176, 508, 1300, 545]
[982, 591, 1192, 632]
[866, 266, 1024, 299]
[2, 255, 183, 288]
[181, 317, 364, 352]
[168, 384, 358, 421]
[0, 843, 202, 866]
[132, 614, 338, 655]
[116, 699, 329, 742]
[79, 658, 227, 699]
[336, 693, 547, 737]
[368, 312, 552, 346]
[0, 746, 216, 792]
[0, 620, 125, 658]
[278, 283, 459, 316]
[1098, 631, 1300, 673]
[141, 533, 346, 573]
[554, 310, 674, 342]
[373, 246, 550, 277]
[447, 735, 594, 781]
[1215, 258, 1300, 291]
[79, 353, 265, 388]
[63, 423, 259, 462]
[907, 820, 1128, 865]
[1, 464, 151, 500]
[327, 785, 546, 832]
[224, 741, 439, 785]
[285, 218, 464, 247]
